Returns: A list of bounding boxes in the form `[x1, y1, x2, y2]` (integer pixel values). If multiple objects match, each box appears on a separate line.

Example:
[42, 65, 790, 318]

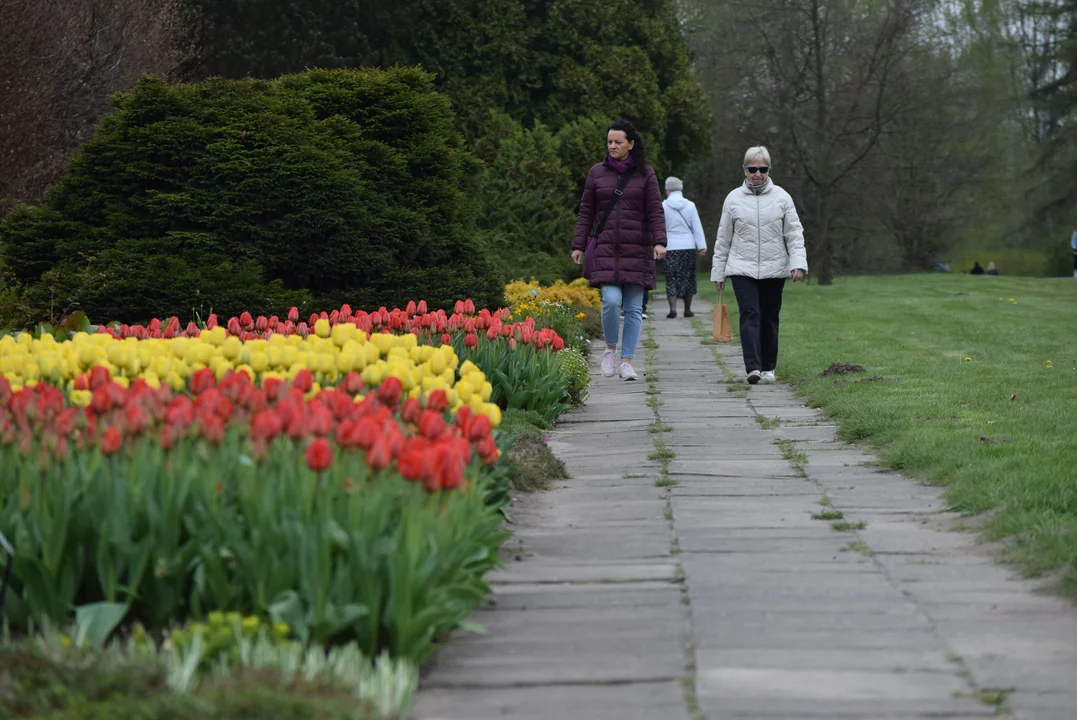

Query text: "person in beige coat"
[712, 146, 808, 385]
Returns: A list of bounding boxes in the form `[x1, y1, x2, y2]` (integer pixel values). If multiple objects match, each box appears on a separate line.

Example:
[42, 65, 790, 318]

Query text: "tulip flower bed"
[0, 298, 579, 670]
[0, 367, 508, 663]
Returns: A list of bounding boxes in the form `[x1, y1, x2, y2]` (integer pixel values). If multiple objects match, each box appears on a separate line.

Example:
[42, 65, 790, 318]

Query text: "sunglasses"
[746, 166, 769, 174]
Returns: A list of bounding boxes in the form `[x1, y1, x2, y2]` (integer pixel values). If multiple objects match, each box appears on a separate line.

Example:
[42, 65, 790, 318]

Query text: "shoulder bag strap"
[590, 167, 637, 238]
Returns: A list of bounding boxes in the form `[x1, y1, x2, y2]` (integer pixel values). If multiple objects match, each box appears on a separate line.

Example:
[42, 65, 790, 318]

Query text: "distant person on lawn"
[1071, 228, 1077, 278]
[572, 118, 667, 382]
[986, 261, 999, 276]
[711, 146, 807, 385]
[662, 176, 708, 318]
[970, 261, 985, 275]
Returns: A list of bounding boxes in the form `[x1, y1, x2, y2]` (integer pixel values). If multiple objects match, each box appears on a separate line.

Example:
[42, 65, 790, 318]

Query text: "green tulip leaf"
[74, 602, 129, 647]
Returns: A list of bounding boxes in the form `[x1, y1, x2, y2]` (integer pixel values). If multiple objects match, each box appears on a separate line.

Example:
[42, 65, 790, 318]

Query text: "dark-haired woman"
[571, 119, 667, 382]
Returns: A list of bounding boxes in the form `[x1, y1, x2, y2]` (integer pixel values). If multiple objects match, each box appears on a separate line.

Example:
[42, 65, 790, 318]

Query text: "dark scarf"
[605, 154, 636, 174]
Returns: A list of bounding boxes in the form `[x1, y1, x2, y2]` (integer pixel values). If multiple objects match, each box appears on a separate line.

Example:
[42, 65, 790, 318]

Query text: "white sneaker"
[601, 349, 617, 377]
[641, 312, 649, 320]
[746, 370, 761, 385]
[761, 371, 776, 383]
[619, 361, 638, 381]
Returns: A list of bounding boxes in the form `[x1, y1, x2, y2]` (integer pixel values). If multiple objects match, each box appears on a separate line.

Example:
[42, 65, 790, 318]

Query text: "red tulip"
[467, 414, 492, 441]
[433, 445, 463, 491]
[206, 314, 219, 329]
[190, 368, 217, 396]
[292, 369, 313, 393]
[477, 435, 500, 464]
[396, 440, 429, 482]
[227, 317, 242, 336]
[401, 397, 423, 425]
[346, 416, 381, 450]
[89, 365, 111, 390]
[288, 306, 299, 323]
[425, 389, 449, 413]
[376, 376, 402, 409]
[464, 333, 478, 349]
[418, 411, 446, 440]
[263, 377, 285, 402]
[255, 315, 268, 332]
[305, 438, 333, 472]
[340, 304, 353, 320]
[441, 333, 452, 345]
[100, 427, 122, 456]
[365, 437, 393, 470]
[343, 371, 364, 395]
[309, 403, 333, 437]
[250, 410, 283, 441]
[552, 336, 565, 351]
[417, 300, 428, 314]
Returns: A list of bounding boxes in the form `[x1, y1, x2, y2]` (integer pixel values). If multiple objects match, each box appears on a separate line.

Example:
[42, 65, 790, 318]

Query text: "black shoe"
[683, 310, 694, 318]
[666, 311, 677, 319]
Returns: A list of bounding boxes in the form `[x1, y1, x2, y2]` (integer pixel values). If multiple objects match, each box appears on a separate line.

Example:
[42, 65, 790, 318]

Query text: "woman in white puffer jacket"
[711, 146, 808, 385]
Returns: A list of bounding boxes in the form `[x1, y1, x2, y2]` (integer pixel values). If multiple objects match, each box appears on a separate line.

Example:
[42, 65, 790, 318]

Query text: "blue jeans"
[601, 284, 644, 359]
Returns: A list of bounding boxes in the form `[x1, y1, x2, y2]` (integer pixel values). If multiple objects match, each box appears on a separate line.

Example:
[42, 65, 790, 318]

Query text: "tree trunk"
[812, 187, 834, 286]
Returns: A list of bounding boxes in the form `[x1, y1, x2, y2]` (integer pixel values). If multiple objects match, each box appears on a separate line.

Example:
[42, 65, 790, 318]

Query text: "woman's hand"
[714, 282, 724, 292]
[571, 250, 584, 265]
[791, 269, 805, 282]
[698, 248, 708, 257]
[654, 245, 667, 260]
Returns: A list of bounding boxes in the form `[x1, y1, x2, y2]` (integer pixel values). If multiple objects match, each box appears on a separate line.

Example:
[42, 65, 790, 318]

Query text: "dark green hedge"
[0, 67, 503, 324]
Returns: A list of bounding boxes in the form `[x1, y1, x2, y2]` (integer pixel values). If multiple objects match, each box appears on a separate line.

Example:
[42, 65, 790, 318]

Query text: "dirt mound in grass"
[820, 362, 867, 377]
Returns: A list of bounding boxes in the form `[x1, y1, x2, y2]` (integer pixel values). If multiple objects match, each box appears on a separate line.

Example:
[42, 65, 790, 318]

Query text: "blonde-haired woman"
[711, 146, 807, 385]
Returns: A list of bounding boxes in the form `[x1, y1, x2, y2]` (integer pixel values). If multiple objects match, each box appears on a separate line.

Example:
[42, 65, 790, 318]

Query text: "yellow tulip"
[69, 389, 92, 407]
[331, 322, 354, 347]
[315, 318, 331, 338]
[221, 336, 243, 361]
[455, 379, 474, 402]
[481, 403, 502, 428]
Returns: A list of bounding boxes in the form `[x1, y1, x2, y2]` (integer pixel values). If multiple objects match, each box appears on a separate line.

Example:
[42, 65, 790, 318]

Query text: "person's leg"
[620, 284, 645, 360]
[730, 276, 762, 374]
[758, 278, 787, 372]
[666, 294, 677, 318]
[683, 261, 698, 317]
[641, 289, 649, 319]
[600, 284, 624, 377]
[600, 284, 623, 351]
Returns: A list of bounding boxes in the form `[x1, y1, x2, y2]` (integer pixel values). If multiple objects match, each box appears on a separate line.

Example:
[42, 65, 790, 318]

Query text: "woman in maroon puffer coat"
[571, 119, 667, 381]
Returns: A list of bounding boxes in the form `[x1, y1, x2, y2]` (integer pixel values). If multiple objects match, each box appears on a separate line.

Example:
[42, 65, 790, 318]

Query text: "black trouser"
[730, 276, 786, 373]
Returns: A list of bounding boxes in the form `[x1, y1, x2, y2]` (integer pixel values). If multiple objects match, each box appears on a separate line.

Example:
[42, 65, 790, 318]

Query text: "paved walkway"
[414, 302, 1077, 719]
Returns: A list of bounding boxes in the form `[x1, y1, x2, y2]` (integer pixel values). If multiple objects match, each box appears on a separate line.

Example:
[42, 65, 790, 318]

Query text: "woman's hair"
[608, 118, 648, 166]
[665, 176, 683, 192]
[743, 145, 772, 167]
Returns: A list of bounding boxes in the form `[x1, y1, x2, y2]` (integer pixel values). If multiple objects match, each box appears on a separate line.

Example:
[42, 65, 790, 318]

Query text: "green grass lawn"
[664, 273, 1077, 593]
